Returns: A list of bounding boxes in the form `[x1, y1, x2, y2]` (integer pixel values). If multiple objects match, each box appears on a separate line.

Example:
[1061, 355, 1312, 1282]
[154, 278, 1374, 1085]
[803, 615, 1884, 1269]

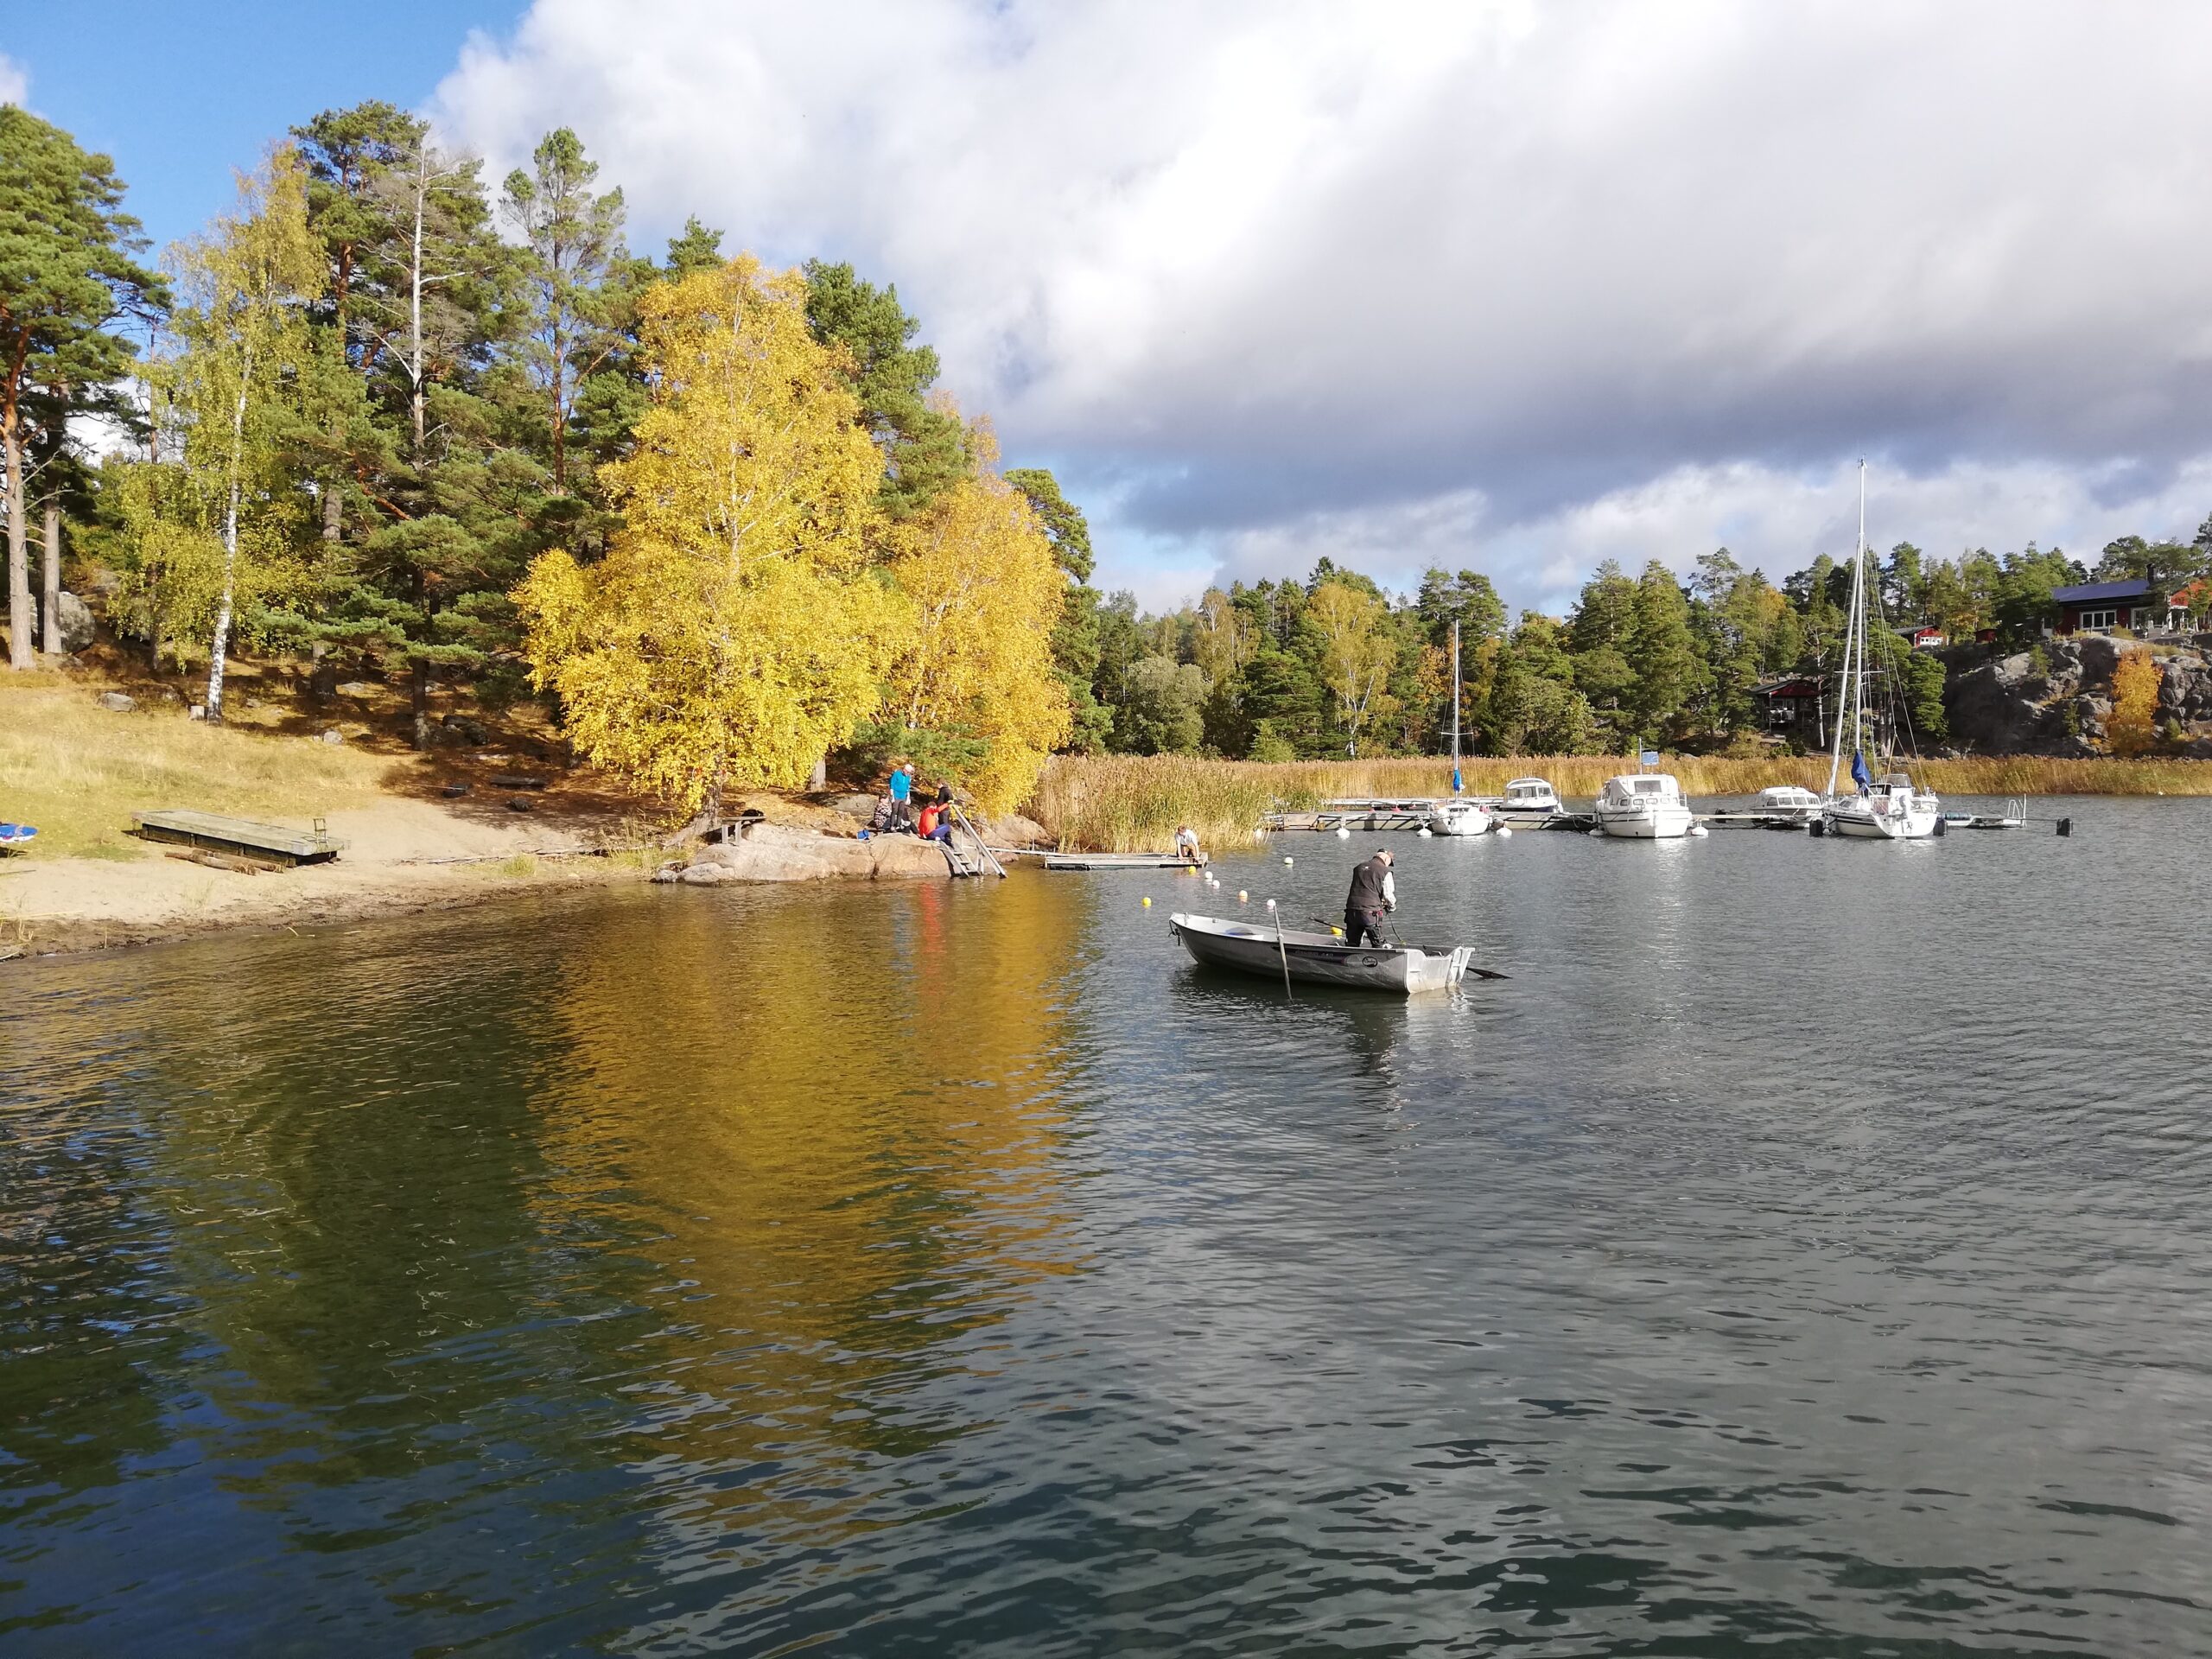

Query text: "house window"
[2077, 608, 2116, 630]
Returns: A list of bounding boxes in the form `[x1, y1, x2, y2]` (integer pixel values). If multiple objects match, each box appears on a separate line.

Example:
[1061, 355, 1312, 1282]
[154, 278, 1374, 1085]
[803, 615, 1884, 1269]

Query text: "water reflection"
[5, 804, 2212, 1653]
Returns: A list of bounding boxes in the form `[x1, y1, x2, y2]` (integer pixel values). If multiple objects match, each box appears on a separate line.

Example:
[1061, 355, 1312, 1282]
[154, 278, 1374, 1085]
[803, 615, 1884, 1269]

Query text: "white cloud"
[0, 53, 29, 107]
[430, 2, 2212, 609]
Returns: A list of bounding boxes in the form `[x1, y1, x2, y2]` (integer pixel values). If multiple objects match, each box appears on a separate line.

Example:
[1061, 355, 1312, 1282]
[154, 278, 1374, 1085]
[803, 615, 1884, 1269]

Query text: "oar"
[1309, 916, 1511, 980]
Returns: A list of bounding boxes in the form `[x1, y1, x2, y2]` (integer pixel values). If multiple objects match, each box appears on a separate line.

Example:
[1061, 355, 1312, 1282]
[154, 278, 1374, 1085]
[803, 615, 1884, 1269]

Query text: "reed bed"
[1027, 750, 2212, 851]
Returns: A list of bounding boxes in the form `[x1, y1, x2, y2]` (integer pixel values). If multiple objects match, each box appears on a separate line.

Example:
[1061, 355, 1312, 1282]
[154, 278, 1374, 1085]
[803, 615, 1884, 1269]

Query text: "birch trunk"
[205, 351, 252, 722]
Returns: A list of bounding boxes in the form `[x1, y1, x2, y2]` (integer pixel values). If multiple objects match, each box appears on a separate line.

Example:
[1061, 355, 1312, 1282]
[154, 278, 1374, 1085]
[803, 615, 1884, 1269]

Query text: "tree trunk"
[411, 658, 434, 752]
[810, 753, 828, 791]
[206, 375, 250, 723]
[3, 423, 28, 668]
[321, 471, 342, 543]
[41, 499, 60, 657]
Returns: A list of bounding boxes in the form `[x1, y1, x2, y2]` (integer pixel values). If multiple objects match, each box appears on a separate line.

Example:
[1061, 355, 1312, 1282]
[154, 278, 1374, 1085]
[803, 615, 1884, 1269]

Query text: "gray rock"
[440, 712, 491, 746]
[334, 681, 378, 698]
[55, 592, 93, 653]
[98, 690, 136, 713]
[663, 821, 952, 884]
[318, 728, 345, 745]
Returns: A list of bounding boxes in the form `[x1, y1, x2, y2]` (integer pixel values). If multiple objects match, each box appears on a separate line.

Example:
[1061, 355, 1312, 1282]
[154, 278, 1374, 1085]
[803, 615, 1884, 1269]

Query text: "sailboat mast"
[1451, 620, 1461, 761]
[1449, 617, 1463, 792]
[1855, 461, 1870, 768]
[1825, 462, 1867, 797]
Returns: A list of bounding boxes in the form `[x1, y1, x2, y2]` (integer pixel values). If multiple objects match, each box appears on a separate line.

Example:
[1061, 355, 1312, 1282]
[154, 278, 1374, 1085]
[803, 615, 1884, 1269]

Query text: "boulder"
[334, 680, 379, 698]
[653, 821, 950, 884]
[824, 792, 880, 822]
[54, 592, 94, 653]
[319, 728, 345, 745]
[440, 712, 491, 746]
[982, 811, 1050, 849]
[98, 690, 136, 713]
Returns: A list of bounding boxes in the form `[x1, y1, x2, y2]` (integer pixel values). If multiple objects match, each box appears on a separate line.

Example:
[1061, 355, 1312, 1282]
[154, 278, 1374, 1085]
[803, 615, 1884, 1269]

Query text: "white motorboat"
[1427, 798, 1494, 836]
[1756, 785, 1825, 824]
[1826, 774, 1943, 839]
[1817, 462, 1942, 842]
[1169, 912, 1474, 994]
[1595, 772, 1697, 838]
[1495, 778, 1561, 826]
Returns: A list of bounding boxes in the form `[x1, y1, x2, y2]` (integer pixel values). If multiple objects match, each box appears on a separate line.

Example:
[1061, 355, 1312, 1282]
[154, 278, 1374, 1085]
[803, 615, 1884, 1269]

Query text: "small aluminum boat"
[1169, 912, 1471, 994]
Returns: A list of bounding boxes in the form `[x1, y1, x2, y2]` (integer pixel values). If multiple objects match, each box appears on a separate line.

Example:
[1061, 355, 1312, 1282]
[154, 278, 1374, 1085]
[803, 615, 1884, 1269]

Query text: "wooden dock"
[1044, 851, 1207, 871]
[130, 810, 347, 867]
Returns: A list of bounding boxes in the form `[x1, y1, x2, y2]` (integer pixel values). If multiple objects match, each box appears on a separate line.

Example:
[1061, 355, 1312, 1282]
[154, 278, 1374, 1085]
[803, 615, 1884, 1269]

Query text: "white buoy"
[1690, 824, 1709, 837]
[1266, 898, 1277, 911]
[1496, 825, 1513, 839]
[1283, 856, 1294, 868]
[1335, 825, 1350, 840]
[1587, 828, 1605, 837]
[1417, 826, 1433, 838]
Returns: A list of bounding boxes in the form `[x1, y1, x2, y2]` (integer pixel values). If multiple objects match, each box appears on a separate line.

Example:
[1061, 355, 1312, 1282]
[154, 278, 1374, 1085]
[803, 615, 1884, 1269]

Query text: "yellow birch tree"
[518, 257, 900, 821]
[2107, 649, 2163, 757]
[1309, 578, 1396, 757]
[882, 428, 1071, 812]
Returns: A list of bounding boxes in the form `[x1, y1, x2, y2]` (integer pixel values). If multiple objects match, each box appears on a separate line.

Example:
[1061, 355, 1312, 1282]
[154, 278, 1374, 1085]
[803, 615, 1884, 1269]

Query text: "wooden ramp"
[130, 810, 346, 867]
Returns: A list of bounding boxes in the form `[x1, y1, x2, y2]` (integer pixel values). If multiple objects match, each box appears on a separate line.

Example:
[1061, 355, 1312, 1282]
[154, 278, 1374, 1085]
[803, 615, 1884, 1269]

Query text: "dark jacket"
[1346, 855, 1391, 914]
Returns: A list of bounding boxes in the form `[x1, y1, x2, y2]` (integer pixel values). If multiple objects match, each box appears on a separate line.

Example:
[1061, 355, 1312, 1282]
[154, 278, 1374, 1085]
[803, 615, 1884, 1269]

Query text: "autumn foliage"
[2107, 649, 2163, 757]
[518, 257, 1071, 817]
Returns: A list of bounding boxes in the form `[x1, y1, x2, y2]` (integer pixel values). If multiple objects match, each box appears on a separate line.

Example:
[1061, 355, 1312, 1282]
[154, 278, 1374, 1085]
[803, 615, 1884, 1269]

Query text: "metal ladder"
[941, 803, 1007, 879]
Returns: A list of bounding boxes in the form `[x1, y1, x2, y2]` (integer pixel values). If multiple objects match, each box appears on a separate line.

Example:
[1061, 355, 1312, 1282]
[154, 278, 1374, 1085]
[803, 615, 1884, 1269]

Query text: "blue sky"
[3, 3, 527, 253]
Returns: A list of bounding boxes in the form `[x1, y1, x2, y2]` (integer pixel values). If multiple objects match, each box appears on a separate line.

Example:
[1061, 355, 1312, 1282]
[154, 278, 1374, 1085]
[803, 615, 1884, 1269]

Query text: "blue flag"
[1639, 749, 1660, 767]
[1851, 749, 1872, 792]
[1452, 766, 1463, 794]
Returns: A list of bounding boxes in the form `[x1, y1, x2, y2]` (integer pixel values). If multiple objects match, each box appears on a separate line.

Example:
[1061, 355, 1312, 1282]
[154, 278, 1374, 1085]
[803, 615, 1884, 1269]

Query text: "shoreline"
[2, 846, 650, 962]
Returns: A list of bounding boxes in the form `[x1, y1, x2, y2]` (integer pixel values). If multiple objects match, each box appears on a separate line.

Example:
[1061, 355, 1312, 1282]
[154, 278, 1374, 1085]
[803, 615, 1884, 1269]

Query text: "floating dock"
[130, 810, 347, 868]
[1044, 851, 1207, 871]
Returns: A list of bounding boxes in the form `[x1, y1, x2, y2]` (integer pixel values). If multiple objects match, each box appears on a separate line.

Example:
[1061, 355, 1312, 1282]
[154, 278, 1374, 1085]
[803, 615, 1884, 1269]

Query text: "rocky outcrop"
[1945, 635, 2212, 754]
[654, 822, 953, 885]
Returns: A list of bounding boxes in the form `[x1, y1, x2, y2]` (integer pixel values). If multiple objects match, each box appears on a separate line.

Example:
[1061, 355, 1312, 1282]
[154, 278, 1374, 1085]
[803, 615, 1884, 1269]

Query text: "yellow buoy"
[1141, 896, 1152, 906]
[1237, 890, 1248, 902]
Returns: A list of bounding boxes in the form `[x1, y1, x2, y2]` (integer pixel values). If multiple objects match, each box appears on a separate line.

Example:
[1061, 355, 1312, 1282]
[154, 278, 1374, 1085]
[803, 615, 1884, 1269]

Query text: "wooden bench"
[130, 810, 347, 868]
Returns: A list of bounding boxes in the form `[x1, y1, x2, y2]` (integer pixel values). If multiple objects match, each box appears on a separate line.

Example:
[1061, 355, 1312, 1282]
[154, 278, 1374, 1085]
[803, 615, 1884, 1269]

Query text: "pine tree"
[804, 261, 970, 517]
[0, 108, 164, 666]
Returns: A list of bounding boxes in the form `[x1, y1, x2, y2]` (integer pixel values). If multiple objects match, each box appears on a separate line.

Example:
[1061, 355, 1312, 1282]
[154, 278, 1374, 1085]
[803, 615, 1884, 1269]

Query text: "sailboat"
[1820, 462, 1942, 841]
[1428, 618, 1495, 836]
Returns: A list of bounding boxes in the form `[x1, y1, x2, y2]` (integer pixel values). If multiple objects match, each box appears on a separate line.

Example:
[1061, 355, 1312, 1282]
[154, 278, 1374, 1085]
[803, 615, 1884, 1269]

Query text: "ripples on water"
[4, 798, 2212, 1654]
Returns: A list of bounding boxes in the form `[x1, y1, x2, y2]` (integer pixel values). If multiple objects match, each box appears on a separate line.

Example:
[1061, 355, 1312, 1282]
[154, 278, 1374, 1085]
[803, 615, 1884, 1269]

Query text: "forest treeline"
[9, 100, 2212, 815]
[1093, 530, 2212, 764]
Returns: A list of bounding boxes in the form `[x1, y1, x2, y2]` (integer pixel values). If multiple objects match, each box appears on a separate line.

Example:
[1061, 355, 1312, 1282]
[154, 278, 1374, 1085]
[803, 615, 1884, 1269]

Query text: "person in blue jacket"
[886, 761, 914, 830]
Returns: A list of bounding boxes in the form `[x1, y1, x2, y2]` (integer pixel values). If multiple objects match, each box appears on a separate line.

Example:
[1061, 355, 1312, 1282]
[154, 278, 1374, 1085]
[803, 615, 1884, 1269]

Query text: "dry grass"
[1027, 750, 2212, 850]
[0, 676, 397, 858]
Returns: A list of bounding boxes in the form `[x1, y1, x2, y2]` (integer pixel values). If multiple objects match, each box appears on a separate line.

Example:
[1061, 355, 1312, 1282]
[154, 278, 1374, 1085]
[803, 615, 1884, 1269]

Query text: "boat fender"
[2056, 817, 2072, 837]
[1587, 828, 1604, 837]
[1336, 826, 1350, 839]
[1689, 824, 1708, 837]
[1809, 818, 1825, 837]
[1496, 826, 1512, 839]
[1933, 814, 1948, 837]
[1417, 827, 1432, 837]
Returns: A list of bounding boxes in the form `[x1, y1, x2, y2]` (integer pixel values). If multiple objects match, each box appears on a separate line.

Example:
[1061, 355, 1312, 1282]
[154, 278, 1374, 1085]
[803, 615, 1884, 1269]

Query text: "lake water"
[6, 798, 2212, 1655]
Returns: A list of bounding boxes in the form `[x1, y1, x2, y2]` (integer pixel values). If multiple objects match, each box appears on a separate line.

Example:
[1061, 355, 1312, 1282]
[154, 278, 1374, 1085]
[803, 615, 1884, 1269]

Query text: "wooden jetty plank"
[130, 809, 347, 865]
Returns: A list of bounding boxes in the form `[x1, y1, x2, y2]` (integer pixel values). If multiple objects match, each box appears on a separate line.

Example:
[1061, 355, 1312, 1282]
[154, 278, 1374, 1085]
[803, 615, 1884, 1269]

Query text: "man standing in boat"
[1343, 848, 1395, 947]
